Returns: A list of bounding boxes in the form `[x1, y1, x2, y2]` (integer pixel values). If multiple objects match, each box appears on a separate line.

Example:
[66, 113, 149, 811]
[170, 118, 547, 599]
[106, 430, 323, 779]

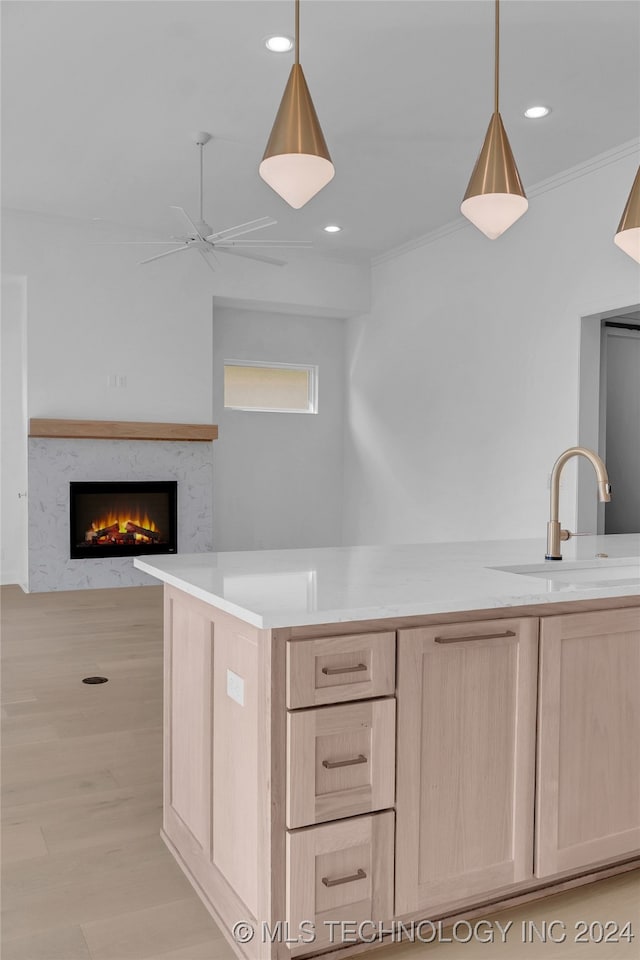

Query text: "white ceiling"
[2, 1, 639, 263]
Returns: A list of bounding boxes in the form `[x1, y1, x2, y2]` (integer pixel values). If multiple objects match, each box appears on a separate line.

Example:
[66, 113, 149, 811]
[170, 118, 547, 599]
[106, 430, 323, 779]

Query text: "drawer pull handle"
[322, 868, 367, 887]
[322, 754, 368, 770]
[321, 663, 367, 676]
[435, 629, 516, 644]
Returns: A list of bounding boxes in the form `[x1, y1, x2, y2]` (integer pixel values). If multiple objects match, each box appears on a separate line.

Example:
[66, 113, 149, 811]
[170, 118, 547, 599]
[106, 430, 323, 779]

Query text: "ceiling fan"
[97, 133, 311, 272]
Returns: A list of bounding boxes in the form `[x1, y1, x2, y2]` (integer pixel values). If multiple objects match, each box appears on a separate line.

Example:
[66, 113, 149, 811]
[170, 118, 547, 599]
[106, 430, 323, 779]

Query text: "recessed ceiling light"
[524, 105, 551, 119]
[265, 35, 294, 53]
[323, 224, 341, 233]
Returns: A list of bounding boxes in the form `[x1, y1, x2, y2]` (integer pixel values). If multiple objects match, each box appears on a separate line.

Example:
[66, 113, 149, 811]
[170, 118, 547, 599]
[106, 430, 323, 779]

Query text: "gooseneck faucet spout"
[546, 447, 611, 560]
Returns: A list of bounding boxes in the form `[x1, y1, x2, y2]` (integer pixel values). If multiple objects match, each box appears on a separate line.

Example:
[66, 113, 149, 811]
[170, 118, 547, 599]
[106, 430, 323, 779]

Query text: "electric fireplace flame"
[70, 481, 177, 559]
[87, 509, 160, 543]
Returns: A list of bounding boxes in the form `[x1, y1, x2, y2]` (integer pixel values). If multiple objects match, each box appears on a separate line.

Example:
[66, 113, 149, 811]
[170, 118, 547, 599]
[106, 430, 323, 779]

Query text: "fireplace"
[70, 481, 177, 559]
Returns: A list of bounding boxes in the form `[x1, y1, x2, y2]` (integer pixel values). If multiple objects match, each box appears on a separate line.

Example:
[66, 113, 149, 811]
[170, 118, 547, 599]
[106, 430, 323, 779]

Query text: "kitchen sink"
[491, 557, 640, 590]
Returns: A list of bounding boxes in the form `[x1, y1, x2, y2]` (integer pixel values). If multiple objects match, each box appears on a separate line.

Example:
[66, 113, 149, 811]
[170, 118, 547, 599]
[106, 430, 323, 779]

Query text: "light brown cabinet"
[286, 812, 394, 953]
[287, 698, 395, 828]
[286, 632, 395, 708]
[163, 591, 263, 921]
[161, 585, 640, 960]
[536, 607, 640, 877]
[394, 618, 538, 914]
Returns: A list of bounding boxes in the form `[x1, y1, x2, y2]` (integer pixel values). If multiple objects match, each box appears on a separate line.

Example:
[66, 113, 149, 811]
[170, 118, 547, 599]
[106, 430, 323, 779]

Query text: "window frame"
[223, 359, 319, 415]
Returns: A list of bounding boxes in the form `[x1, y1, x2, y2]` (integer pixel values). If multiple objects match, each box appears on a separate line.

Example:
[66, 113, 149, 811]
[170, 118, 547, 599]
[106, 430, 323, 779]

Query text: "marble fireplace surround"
[27, 419, 216, 592]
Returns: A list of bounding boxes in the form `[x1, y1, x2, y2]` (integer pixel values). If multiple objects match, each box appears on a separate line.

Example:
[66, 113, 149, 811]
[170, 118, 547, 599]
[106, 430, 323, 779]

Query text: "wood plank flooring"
[2, 584, 639, 960]
[1, 585, 229, 960]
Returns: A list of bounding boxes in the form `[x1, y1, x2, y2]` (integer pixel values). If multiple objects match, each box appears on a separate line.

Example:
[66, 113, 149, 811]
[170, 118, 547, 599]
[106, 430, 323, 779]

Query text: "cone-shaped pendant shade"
[614, 165, 640, 264]
[461, 112, 528, 239]
[260, 64, 334, 209]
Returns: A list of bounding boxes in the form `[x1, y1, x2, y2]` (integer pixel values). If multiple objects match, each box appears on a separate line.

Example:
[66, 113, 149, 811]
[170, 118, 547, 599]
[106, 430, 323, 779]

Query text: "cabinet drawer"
[286, 632, 395, 709]
[286, 811, 394, 953]
[287, 698, 395, 828]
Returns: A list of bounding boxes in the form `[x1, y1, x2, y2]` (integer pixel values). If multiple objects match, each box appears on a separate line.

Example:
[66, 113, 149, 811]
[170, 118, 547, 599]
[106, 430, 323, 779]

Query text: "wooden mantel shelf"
[29, 418, 218, 442]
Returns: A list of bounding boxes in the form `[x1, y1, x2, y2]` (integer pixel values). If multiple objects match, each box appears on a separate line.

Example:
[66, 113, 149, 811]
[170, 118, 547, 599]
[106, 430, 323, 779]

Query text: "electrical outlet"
[226, 669, 244, 706]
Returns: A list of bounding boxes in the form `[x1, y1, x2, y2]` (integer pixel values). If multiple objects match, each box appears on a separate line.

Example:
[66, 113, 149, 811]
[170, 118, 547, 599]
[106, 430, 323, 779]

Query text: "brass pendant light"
[461, 0, 528, 239]
[614, 166, 640, 263]
[259, 0, 334, 209]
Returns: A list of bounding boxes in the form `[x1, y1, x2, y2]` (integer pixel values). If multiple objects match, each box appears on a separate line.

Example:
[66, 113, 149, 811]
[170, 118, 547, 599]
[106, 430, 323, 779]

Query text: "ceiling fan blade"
[139, 245, 192, 265]
[215, 240, 311, 247]
[205, 217, 276, 242]
[169, 206, 202, 239]
[92, 240, 185, 245]
[216, 247, 286, 267]
[199, 250, 217, 274]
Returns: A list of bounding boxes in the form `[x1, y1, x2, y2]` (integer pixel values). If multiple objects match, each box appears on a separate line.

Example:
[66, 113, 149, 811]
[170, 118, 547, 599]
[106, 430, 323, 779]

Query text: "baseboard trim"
[160, 829, 257, 960]
[311, 858, 640, 960]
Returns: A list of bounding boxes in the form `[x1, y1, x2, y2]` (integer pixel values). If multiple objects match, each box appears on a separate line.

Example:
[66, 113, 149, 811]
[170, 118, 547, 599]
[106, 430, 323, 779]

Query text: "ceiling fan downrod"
[193, 131, 212, 235]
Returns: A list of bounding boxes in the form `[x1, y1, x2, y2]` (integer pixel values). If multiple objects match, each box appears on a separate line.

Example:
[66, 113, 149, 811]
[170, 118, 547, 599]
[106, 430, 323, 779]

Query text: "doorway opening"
[578, 305, 640, 536]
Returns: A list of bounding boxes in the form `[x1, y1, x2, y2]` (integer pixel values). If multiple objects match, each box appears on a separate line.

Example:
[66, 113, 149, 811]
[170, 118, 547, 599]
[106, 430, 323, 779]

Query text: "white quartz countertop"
[134, 535, 640, 629]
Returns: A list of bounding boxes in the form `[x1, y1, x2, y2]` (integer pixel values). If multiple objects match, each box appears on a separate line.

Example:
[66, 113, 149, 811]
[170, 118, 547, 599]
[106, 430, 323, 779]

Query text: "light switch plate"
[226, 669, 244, 706]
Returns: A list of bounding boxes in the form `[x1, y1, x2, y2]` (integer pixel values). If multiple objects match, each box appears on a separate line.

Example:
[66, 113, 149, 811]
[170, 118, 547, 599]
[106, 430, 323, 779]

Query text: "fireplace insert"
[70, 481, 177, 559]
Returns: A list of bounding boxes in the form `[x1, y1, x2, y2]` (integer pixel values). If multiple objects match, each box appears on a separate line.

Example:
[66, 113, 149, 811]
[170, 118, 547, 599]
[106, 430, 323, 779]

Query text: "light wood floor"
[2, 585, 638, 960]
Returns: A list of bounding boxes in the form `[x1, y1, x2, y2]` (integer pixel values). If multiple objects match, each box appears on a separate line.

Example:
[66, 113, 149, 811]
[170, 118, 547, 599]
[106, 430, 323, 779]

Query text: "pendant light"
[259, 0, 334, 209]
[614, 166, 640, 263]
[461, 0, 528, 239]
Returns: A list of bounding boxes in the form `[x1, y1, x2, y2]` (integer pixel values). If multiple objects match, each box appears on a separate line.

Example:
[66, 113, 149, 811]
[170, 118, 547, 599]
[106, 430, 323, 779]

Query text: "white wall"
[1, 276, 28, 586]
[2, 210, 369, 424]
[343, 150, 640, 546]
[2, 210, 369, 573]
[2, 212, 214, 422]
[212, 306, 345, 550]
[4, 150, 638, 558]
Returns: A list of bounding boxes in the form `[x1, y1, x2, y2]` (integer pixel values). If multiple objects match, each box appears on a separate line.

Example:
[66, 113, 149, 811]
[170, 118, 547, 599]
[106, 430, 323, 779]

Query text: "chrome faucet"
[546, 447, 612, 560]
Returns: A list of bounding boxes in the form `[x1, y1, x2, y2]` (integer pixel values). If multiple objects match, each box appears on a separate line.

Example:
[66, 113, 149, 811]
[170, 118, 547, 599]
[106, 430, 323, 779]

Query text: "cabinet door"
[537, 608, 640, 877]
[395, 618, 538, 915]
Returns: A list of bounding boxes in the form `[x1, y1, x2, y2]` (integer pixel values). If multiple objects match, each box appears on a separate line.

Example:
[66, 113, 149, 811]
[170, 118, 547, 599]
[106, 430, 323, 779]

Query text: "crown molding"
[372, 138, 640, 268]
[527, 138, 640, 198]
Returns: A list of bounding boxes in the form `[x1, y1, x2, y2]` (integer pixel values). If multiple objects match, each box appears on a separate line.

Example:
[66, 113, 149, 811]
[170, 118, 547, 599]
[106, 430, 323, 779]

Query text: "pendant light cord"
[494, 0, 500, 114]
[295, 0, 300, 65]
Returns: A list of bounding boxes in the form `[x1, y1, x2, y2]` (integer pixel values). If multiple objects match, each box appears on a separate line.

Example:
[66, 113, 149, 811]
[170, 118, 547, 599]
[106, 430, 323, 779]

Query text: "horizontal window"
[223, 361, 318, 414]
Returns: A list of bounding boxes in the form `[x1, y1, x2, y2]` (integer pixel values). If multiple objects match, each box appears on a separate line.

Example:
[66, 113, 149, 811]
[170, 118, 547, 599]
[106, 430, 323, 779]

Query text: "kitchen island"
[135, 535, 640, 960]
